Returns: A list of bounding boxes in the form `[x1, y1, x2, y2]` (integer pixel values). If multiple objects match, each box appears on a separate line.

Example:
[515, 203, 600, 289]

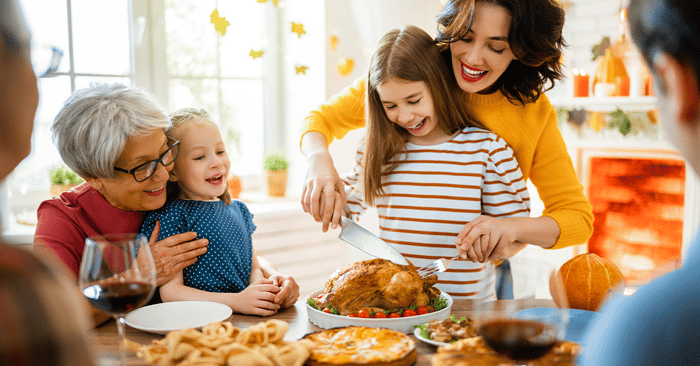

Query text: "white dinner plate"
[125, 301, 233, 334]
[413, 327, 450, 347]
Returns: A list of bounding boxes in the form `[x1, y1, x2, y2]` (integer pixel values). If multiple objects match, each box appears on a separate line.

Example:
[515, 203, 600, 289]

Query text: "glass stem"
[116, 316, 126, 365]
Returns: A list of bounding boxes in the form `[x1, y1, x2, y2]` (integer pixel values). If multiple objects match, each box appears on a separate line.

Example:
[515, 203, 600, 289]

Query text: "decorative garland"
[557, 107, 660, 138]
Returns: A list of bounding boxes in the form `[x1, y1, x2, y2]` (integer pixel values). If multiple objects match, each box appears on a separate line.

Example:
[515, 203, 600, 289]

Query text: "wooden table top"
[92, 298, 557, 366]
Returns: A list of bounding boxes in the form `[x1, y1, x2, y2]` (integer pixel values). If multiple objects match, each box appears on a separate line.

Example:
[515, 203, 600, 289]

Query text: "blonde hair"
[0, 244, 98, 366]
[364, 25, 483, 206]
[167, 107, 232, 205]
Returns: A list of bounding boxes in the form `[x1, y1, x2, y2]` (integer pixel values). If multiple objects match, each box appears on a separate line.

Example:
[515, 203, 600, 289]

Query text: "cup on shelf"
[594, 83, 616, 97]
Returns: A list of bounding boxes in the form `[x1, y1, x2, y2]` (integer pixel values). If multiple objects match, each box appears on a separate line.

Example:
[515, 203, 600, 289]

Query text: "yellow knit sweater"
[301, 77, 593, 249]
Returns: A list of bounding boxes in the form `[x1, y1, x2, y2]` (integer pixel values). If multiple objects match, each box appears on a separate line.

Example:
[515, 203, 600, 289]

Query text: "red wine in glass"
[83, 281, 154, 315]
[79, 233, 156, 366]
[478, 319, 557, 361]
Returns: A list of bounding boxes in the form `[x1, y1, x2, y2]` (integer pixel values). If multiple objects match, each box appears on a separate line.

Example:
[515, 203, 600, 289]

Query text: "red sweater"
[34, 183, 144, 278]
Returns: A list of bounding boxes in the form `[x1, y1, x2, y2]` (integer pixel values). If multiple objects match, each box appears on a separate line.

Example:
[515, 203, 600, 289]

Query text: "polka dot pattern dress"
[141, 199, 255, 293]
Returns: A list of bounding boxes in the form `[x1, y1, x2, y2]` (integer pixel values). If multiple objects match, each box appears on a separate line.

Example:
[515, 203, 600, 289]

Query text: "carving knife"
[338, 216, 409, 265]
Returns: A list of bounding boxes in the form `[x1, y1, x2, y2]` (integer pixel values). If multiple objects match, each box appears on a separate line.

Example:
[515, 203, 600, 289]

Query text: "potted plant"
[263, 154, 289, 197]
[49, 165, 84, 197]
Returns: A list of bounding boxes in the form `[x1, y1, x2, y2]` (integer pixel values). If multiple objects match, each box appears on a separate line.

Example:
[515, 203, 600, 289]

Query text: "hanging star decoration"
[257, 0, 280, 5]
[210, 9, 230, 36]
[291, 22, 306, 38]
[249, 50, 264, 59]
[295, 65, 309, 75]
[329, 35, 339, 51]
[338, 58, 355, 76]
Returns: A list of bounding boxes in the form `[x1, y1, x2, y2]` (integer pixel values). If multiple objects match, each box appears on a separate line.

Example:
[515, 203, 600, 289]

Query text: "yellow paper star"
[257, 0, 280, 5]
[291, 22, 306, 38]
[329, 35, 339, 51]
[295, 65, 309, 75]
[338, 58, 355, 76]
[210, 9, 230, 36]
[249, 49, 264, 59]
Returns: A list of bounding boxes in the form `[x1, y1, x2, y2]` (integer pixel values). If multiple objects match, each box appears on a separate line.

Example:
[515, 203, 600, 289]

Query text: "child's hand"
[233, 278, 281, 316]
[268, 274, 300, 308]
[456, 215, 518, 262]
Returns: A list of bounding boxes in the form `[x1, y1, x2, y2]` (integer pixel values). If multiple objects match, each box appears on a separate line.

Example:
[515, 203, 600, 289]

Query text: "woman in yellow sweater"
[301, 0, 593, 259]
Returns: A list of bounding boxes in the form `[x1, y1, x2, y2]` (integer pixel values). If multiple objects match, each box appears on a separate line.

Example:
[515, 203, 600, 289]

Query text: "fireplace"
[585, 155, 685, 284]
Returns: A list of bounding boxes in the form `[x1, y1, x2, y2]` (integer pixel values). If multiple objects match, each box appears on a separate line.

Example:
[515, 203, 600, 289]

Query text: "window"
[4, 0, 326, 224]
[9, 0, 281, 192]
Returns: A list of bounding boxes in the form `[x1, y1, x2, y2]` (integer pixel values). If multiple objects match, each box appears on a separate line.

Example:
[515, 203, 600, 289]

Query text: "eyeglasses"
[114, 138, 180, 182]
[31, 45, 64, 77]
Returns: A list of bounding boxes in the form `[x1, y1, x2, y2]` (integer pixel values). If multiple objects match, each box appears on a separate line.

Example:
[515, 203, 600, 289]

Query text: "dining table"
[92, 298, 559, 366]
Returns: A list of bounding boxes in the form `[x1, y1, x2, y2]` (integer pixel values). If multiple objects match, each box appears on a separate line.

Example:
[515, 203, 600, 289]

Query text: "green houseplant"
[49, 165, 84, 197]
[263, 154, 289, 197]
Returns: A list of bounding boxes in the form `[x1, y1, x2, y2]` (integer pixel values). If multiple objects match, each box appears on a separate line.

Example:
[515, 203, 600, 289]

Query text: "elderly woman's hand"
[148, 221, 208, 286]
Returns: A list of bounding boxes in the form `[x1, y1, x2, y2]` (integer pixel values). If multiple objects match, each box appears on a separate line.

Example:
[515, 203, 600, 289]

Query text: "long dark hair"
[167, 107, 232, 205]
[364, 25, 483, 206]
[628, 0, 700, 91]
[436, 0, 566, 104]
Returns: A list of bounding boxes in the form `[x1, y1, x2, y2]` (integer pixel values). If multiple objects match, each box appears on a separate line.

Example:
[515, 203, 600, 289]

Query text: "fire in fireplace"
[586, 156, 685, 284]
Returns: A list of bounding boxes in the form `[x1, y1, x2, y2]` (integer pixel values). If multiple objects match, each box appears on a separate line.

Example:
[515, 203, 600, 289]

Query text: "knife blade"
[338, 216, 409, 265]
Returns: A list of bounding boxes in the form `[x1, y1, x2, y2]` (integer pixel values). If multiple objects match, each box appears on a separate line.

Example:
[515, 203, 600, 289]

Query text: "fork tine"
[417, 262, 440, 278]
[417, 256, 460, 278]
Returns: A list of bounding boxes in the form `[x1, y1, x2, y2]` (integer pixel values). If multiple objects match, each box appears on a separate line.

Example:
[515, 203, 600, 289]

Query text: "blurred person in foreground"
[0, 0, 98, 364]
[579, 0, 700, 364]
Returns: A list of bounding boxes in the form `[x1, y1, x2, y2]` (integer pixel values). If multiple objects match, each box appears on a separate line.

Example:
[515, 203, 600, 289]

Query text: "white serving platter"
[306, 289, 453, 334]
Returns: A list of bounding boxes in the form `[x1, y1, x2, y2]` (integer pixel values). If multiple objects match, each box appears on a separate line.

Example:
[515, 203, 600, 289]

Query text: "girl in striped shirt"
[341, 25, 530, 299]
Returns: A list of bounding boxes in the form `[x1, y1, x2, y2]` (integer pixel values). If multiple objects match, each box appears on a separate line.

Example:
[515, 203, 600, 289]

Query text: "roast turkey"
[315, 258, 440, 315]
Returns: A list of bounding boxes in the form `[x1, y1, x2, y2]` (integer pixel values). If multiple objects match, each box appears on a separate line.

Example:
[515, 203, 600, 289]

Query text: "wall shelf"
[551, 96, 657, 112]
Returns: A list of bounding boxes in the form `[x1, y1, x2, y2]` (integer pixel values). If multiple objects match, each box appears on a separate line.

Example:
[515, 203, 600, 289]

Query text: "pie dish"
[303, 326, 417, 366]
[306, 289, 452, 333]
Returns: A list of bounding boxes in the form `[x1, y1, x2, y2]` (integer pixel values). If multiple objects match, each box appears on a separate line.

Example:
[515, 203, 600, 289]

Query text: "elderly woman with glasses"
[33, 83, 210, 325]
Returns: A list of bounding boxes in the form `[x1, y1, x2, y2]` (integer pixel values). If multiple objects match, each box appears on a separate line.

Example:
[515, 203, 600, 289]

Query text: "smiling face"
[88, 129, 171, 211]
[169, 119, 230, 201]
[376, 78, 453, 145]
[449, 1, 516, 94]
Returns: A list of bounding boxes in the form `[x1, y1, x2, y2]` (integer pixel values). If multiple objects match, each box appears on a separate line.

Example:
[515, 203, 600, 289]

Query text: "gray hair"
[52, 83, 170, 179]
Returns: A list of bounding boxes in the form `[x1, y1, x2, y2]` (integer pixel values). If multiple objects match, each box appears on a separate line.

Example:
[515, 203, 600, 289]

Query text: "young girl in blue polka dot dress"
[140, 107, 299, 316]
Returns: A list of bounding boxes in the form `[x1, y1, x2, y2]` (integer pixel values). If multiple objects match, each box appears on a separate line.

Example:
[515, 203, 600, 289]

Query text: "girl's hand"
[268, 274, 300, 309]
[148, 221, 209, 286]
[301, 151, 347, 232]
[234, 278, 281, 316]
[456, 215, 518, 263]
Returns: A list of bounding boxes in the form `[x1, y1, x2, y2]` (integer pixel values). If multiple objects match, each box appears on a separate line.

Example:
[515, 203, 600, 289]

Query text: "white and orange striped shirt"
[342, 127, 530, 299]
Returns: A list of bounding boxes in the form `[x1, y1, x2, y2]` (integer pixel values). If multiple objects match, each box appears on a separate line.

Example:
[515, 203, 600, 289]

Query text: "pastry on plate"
[431, 336, 581, 366]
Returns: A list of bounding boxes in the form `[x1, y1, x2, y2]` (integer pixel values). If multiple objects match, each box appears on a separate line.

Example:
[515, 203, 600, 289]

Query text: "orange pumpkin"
[558, 253, 625, 311]
[593, 49, 628, 96]
[228, 173, 242, 199]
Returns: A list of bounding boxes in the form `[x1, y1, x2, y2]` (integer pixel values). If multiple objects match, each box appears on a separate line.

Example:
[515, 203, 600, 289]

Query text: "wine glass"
[79, 233, 156, 364]
[473, 262, 569, 365]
